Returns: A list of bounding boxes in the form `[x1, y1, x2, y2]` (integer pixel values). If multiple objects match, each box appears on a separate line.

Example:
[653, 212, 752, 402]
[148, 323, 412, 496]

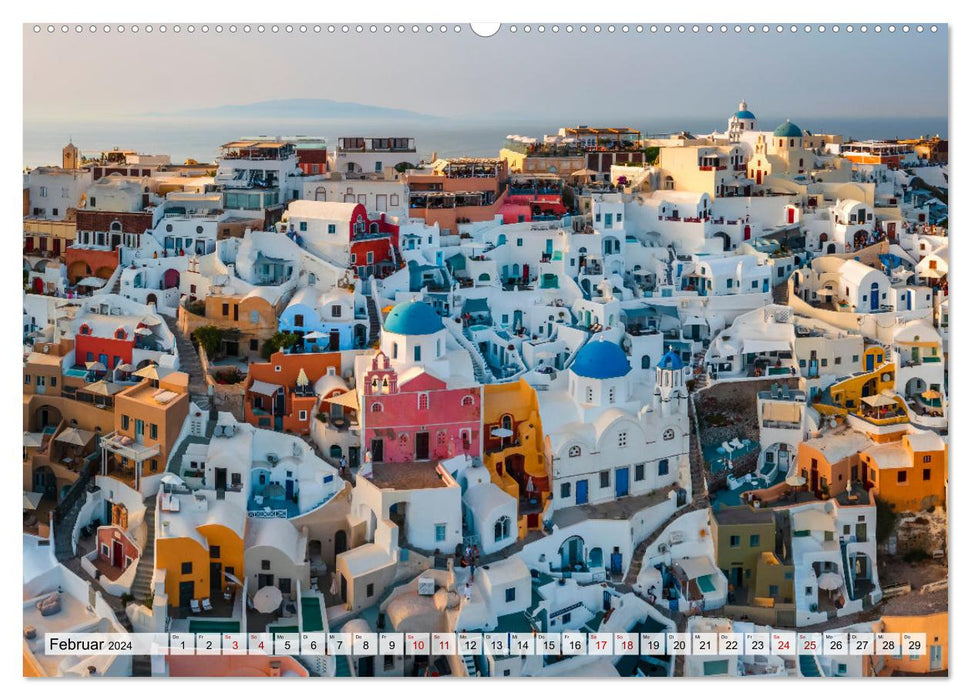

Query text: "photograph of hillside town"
[22, 22, 948, 679]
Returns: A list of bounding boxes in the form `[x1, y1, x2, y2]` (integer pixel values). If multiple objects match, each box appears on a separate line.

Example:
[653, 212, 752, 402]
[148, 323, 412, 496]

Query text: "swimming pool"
[301, 596, 324, 632]
[188, 619, 240, 634]
[697, 575, 716, 594]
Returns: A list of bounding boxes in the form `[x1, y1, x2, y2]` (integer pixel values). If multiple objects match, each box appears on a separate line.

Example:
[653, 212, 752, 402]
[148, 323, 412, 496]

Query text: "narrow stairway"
[130, 496, 157, 604]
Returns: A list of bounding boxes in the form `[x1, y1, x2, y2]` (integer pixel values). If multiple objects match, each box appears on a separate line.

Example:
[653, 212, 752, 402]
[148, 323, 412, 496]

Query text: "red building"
[361, 352, 482, 464]
[66, 209, 153, 283]
[350, 211, 400, 280]
[75, 319, 137, 369]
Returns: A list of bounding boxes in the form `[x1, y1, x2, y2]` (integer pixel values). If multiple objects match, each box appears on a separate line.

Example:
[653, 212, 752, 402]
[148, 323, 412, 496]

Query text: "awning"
[24, 491, 44, 510]
[462, 297, 490, 314]
[23, 432, 45, 448]
[677, 556, 717, 580]
[742, 338, 791, 354]
[249, 380, 282, 397]
[862, 394, 896, 408]
[76, 277, 107, 288]
[326, 390, 359, 411]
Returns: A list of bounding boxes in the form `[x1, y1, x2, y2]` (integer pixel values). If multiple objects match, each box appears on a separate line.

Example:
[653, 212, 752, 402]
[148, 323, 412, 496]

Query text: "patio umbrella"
[252, 585, 283, 613]
[224, 570, 243, 586]
[85, 380, 122, 396]
[491, 428, 513, 439]
[86, 361, 107, 372]
[56, 427, 92, 446]
[141, 315, 163, 326]
[571, 168, 598, 178]
[161, 473, 184, 486]
[23, 432, 44, 448]
[785, 474, 807, 487]
[303, 330, 326, 340]
[24, 491, 44, 510]
[116, 363, 135, 372]
[133, 364, 162, 380]
[134, 327, 153, 336]
[817, 572, 842, 591]
[921, 389, 942, 400]
[296, 368, 310, 387]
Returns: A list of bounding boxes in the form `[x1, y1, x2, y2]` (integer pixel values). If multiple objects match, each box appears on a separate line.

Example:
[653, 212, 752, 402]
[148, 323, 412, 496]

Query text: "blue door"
[285, 479, 294, 501]
[98, 353, 108, 367]
[870, 282, 879, 311]
[763, 279, 769, 293]
[615, 468, 629, 498]
[576, 480, 588, 505]
[610, 552, 623, 575]
[866, 354, 874, 371]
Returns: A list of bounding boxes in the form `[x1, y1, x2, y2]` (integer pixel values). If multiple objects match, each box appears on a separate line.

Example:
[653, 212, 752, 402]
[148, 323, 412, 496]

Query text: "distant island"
[147, 98, 437, 120]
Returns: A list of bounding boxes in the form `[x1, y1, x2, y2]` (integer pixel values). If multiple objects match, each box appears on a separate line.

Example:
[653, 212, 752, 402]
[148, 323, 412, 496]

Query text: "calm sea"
[23, 115, 948, 169]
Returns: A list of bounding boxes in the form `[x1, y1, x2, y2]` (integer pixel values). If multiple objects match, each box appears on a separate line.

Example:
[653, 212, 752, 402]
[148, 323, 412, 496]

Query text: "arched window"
[494, 515, 511, 541]
[418, 393, 429, 410]
[461, 395, 474, 407]
[568, 445, 581, 458]
[663, 428, 675, 441]
[501, 414, 513, 431]
[641, 355, 651, 369]
[370, 402, 383, 412]
[115, 328, 127, 339]
[79, 324, 91, 335]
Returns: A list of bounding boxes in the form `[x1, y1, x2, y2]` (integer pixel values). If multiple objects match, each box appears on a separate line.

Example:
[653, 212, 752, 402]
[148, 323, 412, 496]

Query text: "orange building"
[861, 430, 947, 512]
[880, 612, 948, 675]
[243, 350, 342, 434]
[405, 158, 509, 234]
[100, 372, 190, 490]
[155, 491, 245, 608]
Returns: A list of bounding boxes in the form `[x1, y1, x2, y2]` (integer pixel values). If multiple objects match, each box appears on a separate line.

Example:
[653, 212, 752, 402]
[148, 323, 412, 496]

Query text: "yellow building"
[155, 492, 246, 608]
[658, 144, 749, 197]
[482, 379, 548, 531]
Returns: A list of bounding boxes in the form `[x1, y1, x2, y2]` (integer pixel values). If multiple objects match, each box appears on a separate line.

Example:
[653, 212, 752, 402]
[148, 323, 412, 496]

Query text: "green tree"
[874, 495, 897, 544]
[192, 325, 225, 357]
[642, 146, 661, 166]
[260, 331, 300, 360]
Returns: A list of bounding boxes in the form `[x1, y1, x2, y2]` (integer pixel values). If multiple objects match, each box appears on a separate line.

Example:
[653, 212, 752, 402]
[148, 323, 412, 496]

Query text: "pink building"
[361, 351, 481, 464]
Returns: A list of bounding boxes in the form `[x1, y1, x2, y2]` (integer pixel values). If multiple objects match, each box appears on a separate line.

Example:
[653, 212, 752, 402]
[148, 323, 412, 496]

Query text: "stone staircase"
[131, 654, 153, 677]
[446, 320, 493, 384]
[623, 502, 704, 587]
[164, 314, 210, 410]
[365, 294, 381, 345]
[461, 654, 479, 677]
[131, 496, 157, 604]
[53, 466, 96, 561]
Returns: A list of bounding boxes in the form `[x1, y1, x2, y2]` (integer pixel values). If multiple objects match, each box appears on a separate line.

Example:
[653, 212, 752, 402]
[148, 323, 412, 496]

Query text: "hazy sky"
[23, 25, 948, 121]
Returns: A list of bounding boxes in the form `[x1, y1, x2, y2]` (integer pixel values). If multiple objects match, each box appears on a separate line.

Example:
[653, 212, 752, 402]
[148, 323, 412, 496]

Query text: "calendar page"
[20, 13, 949, 683]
